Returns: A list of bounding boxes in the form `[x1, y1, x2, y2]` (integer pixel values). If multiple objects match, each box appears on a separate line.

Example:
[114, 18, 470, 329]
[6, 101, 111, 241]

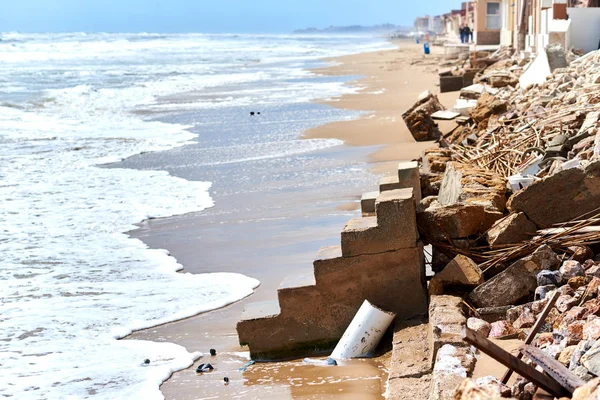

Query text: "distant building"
[414, 16, 431, 33]
[433, 15, 444, 34]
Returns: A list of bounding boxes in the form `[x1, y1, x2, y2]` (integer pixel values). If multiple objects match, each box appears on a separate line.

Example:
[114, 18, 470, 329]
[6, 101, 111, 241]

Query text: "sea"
[0, 33, 394, 399]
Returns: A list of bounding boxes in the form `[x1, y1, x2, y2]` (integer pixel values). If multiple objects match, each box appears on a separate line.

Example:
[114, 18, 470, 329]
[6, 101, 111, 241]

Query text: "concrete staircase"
[236, 164, 427, 361]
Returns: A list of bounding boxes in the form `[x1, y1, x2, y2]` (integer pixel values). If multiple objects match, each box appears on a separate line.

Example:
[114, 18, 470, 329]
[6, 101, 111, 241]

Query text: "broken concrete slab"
[418, 203, 487, 241]
[469, 92, 509, 130]
[397, 161, 422, 203]
[438, 162, 507, 212]
[469, 245, 561, 308]
[429, 345, 477, 400]
[486, 212, 538, 247]
[431, 110, 460, 120]
[546, 43, 568, 72]
[429, 255, 484, 296]
[402, 90, 445, 142]
[507, 161, 600, 229]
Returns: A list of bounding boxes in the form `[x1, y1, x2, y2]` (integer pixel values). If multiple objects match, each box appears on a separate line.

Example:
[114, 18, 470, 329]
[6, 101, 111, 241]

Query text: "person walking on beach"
[460, 25, 467, 44]
[465, 26, 472, 43]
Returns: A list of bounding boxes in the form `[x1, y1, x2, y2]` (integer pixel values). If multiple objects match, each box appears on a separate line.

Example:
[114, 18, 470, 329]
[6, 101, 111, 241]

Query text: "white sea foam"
[0, 32, 393, 398]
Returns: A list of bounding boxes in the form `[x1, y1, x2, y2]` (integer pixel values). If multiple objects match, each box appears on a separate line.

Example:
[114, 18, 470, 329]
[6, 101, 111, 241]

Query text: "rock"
[582, 341, 600, 377]
[537, 332, 554, 347]
[570, 245, 595, 263]
[559, 345, 578, 367]
[469, 245, 560, 308]
[556, 295, 579, 313]
[402, 91, 445, 141]
[506, 304, 533, 324]
[584, 318, 600, 341]
[535, 284, 556, 300]
[486, 212, 537, 247]
[586, 265, 600, 278]
[429, 255, 484, 296]
[572, 378, 600, 399]
[489, 320, 518, 338]
[568, 320, 586, 343]
[558, 284, 575, 296]
[546, 43, 568, 72]
[417, 203, 487, 241]
[561, 260, 586, 280]
[569, 276, 591, 290]
[537, 270, 563, 286]
[507, 161, 600, 229]
[531, 298, 549, 314]
[556, 306, 590, 331]
[467, 317, 492, 338]
[454, 377, 512, 400]
[469, 92, 509, 130]
[570, 340, 595, 371]
[513, 307, 536, 329]
[438, 162, 507, 212]
[572, 365, 595, 382]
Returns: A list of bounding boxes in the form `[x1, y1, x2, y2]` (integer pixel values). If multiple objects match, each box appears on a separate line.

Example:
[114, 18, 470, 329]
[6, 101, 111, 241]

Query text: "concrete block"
[361, 191, 378, 215]
[379, 175, 403, 192]
[342, 189, 418, 257]
[440, 75, 464, 93]
[397, 161, 422, 203]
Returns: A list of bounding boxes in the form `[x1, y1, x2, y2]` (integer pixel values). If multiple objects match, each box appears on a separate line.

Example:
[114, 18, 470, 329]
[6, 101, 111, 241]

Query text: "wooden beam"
[501, 291, 560, 384]
[519, 344, 585, 394]
[462, 327, 569, 398]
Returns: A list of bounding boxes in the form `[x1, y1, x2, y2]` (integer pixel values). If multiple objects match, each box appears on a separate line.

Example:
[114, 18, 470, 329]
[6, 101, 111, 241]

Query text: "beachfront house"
[474, 0, 503, 45]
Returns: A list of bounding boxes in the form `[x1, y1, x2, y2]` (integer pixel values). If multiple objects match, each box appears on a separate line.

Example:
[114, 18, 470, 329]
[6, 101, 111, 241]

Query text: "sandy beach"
[126, 39, 458, 399]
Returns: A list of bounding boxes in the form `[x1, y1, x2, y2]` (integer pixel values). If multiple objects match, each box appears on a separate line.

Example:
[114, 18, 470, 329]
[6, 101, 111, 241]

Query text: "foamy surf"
[0, 32, 394, 398]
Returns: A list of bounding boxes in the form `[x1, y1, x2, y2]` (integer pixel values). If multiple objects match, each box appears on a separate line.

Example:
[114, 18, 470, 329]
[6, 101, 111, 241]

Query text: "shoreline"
[126, 39, 457, 399]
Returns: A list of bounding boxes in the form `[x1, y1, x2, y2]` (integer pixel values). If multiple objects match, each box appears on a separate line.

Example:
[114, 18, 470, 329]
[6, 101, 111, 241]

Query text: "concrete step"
[239, 300, 281, 323]
[277, 272, 318, 311]
[361, 190, 379, 216]
[397, 161, 422, 203]
[379, 175, 403, 192]
[341, 189, 418, 257]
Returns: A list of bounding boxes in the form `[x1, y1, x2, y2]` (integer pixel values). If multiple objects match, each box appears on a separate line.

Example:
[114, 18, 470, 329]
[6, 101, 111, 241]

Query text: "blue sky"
[2, 0, 463, 33]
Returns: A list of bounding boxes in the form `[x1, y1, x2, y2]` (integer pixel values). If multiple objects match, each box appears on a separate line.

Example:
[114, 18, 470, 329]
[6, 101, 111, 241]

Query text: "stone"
[537, 332, 554, 347]
[487, 212, 538, 247]
[469, 245, 560, 308]
[546, 43, 568, 72]
[572, 365, 595, 382]
[572, 378, 600, 399]
[513, 307, 536, 329]
[558, 284, 575, 296]
[489, 320, 518, 338]
[507, 161, 600, 228]
[417, 203, 487, 241]
[556, 306, 590, 331]
[586, 265, 600, 278]
[428, 255, 483, 295]
[582, 341, 600, 377]
[570, 340, 595, 371]
[584, 318, 600, 341]
[561, 260, 586, 280]
[429, 345, 477, 400]
[569, 276, 591, 290]
[568, 320, 586, 343]
[467, 317, 491, 338]
[475, 305, 513, 324]
[454, 377, 511, 400]
[559, 346, 577, 367]
[402, 91, 445, 141]
[531, 298, 550, 314]
[570, 245, 595, 263]
[506, 304, 533, 324]
[537, 269, 563, 286]
[556, 295, 579, 313]
[535, 284, 556, 301]
[469, 92, 509, 130]
[437, 162, 507, 212]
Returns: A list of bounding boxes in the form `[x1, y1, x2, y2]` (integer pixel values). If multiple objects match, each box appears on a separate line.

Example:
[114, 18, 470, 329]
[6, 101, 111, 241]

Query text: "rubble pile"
[402, 90, 446, 141]
[447, 49, 600, 179]
[412, 47, 600, 399]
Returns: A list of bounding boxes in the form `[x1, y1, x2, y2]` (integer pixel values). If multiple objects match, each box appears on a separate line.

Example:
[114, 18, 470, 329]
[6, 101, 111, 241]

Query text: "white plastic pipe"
[330, 300, 396, 359]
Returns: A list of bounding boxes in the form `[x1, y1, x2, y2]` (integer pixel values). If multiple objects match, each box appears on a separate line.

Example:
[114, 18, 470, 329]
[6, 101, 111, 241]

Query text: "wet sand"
[126, 39, 458, 399]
